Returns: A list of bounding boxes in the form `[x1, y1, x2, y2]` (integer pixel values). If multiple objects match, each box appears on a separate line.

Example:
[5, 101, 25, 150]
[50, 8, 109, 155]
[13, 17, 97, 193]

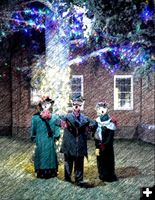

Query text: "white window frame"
[114, 75, 133, 110]
[69, 75, 84, 110]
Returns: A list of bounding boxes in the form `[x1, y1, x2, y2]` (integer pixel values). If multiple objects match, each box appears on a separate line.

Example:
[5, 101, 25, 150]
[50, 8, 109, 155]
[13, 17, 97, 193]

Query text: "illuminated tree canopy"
[0, 0, 155, 85]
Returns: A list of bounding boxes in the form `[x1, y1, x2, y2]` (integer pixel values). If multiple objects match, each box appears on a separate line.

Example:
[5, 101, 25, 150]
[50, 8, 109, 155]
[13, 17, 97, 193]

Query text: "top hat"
[71, 95, 85, 105]
[39, 96, 55, 104]
[95, 101, 108, 109]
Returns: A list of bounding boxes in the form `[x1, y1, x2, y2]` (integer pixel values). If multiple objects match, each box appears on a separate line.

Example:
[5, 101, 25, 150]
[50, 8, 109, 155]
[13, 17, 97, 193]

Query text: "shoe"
[99, 175, 118, 182]
[76, 180, 93, 188]
[64, 178, 72, 183]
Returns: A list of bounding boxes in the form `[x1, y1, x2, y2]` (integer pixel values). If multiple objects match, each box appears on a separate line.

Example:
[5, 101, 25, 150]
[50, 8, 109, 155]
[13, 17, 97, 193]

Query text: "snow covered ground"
[0, 137, 154, 200]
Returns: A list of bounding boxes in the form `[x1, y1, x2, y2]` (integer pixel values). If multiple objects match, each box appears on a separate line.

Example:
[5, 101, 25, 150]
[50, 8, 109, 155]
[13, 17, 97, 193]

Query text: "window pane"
[119, 100, 131, 108]
[116, 78, 131, 92]
[120, 99, 126, 107]
[72, 92, 81, 97]
[71, 77, 82, 84]
[120, 84, 126, 92]
[71, 85, 81, 92]
[125, 78, 131, 85]
[124, 84, 131, 91]
[70, 76, 83, 101]
[118, 92, 131, 100]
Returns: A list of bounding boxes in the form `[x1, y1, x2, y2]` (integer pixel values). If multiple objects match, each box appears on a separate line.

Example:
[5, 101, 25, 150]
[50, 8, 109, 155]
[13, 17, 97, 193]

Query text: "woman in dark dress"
[94, 102, 118, 182]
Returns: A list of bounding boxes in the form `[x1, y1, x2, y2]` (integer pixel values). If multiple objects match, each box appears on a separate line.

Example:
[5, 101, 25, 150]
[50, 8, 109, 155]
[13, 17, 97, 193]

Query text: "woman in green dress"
[31, 96, 61, 179]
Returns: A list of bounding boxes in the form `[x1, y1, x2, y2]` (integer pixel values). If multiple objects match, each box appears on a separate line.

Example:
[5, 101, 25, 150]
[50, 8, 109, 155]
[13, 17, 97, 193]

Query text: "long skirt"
[97, 146, 117, 182]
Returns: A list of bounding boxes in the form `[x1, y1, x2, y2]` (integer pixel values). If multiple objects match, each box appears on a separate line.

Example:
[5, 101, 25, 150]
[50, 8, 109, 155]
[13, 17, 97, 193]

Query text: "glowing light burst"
[29, 3, 95, 114]
[31, 11, 71, 114]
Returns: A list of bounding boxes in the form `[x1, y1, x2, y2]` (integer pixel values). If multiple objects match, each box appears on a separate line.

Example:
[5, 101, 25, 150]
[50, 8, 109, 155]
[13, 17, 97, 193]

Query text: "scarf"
[34, 112, 53, 137]
[95, 114, 116, 141]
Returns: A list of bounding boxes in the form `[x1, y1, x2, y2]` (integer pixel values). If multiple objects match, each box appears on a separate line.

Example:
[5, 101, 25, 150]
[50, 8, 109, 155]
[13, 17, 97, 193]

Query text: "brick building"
[0, 35, 154, 144]
[0, 1, 154, 144]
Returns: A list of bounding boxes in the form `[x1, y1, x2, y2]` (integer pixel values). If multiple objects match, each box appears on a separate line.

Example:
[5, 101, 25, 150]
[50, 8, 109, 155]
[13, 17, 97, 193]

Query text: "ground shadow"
[24, 163, 142, 188]
[116, 166, 141, 178]
[24, 162, 106, 188]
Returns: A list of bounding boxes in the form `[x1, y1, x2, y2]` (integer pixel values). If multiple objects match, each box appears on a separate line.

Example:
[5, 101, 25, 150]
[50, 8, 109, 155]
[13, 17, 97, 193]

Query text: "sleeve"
[86, 117, 98, 137]
[31, 116, 37, 143]
[95, 139, 102, 148]
[87, 117, 97, 128]
[55, 115, 67, 128]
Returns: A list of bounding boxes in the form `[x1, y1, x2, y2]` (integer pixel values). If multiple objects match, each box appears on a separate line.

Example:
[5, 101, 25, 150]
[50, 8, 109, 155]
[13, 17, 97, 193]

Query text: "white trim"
[114, 75, 133, 110]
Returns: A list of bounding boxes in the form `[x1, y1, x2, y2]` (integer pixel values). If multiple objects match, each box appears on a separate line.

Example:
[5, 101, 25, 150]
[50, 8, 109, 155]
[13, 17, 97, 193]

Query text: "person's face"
[72, 102, 82, 112]
[41, 101, 52, 111]
[96, 106, 108, 116]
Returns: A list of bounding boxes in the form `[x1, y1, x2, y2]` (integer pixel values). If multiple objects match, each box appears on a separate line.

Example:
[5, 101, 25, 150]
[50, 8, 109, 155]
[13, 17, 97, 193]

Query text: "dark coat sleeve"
[86, 117, 98, 137]
[102, 127, 114, 145]
[55, 115, 67, 127]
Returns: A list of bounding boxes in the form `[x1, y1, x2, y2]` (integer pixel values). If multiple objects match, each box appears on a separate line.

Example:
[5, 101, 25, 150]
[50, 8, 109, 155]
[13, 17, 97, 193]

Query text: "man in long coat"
[60, 95, 95, 186]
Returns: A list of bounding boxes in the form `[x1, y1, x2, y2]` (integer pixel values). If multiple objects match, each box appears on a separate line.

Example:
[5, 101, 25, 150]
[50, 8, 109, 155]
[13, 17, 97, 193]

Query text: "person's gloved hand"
[95, 148, 100, 156]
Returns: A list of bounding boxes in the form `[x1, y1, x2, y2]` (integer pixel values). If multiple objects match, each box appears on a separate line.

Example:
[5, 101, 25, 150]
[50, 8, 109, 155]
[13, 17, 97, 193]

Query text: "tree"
[0, 0, 154, 86]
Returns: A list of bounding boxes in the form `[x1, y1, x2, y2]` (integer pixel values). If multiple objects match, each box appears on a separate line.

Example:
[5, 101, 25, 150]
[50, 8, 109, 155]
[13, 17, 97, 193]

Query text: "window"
[71, 75, 84, 97]
[69, 75, 84, 108]
[30, 75, 84, 109]
[114, 75, 133, 110]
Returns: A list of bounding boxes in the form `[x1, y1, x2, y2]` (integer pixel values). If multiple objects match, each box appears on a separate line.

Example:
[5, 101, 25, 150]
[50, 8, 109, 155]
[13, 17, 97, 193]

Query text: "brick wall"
[10, 51, 35, 138]
[71, 60, 142, 125]
[71, 60, 155, 144]
[0, 80, 12, 136]
[0, 52, 154, 143]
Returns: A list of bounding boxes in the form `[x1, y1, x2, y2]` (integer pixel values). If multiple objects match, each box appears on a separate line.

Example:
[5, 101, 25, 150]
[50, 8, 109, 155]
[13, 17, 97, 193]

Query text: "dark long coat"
[60, 112, 93, 157]
[95, 115, 117, 182]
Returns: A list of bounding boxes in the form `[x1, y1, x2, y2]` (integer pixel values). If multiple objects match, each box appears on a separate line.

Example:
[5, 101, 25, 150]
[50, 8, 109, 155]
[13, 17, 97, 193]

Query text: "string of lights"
[0, 0, 154, 84]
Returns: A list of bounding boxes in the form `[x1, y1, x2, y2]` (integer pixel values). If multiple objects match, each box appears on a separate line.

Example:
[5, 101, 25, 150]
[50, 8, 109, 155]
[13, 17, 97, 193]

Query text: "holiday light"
[140, 5, 154, 22]
[0, 0, 154, 84]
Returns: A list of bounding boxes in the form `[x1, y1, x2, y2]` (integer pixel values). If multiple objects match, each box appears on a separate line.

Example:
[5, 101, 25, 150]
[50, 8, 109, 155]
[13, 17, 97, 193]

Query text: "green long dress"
[31, 113, 60, 178]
